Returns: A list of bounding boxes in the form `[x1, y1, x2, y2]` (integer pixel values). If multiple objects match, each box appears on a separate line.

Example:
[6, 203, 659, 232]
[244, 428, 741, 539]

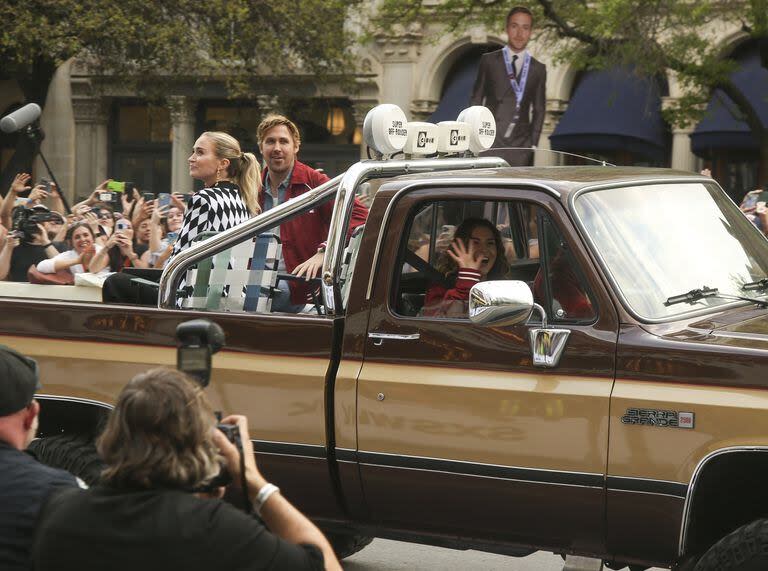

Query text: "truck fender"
[679, 446, 768, 559]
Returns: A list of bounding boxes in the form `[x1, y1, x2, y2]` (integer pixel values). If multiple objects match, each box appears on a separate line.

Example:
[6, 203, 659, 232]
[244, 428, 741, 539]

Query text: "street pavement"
[344, 539, 668, 570]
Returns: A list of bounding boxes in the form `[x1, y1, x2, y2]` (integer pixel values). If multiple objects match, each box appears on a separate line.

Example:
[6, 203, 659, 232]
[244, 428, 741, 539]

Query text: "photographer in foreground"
[32, 368, 341, 571]
[0, 345, 82, 570]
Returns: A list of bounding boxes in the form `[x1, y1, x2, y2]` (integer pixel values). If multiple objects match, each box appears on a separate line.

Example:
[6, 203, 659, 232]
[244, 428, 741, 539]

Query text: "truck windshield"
[574, 182, 768, 321]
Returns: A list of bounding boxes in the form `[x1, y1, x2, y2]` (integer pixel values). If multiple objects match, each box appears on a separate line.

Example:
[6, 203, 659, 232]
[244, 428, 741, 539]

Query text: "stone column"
[71, 96, 109, 200]
[36, 59, 76, 206]
[535, 99, 567, 166]
[670, 125, 697, 172]
[662, 96, 698, 172]
[410, 99, 438, 122]
[169, 96, 197, 193]
[374, 23, 423, 120]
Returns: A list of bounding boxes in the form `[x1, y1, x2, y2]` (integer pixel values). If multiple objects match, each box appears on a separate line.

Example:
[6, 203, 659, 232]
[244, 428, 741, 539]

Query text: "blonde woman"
[102, 131, 260, 304]
[171, 131, 261, 260]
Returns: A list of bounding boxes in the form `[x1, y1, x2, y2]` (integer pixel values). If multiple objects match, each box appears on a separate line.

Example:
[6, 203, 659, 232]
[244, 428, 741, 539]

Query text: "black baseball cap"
[0, 345, 41, 416]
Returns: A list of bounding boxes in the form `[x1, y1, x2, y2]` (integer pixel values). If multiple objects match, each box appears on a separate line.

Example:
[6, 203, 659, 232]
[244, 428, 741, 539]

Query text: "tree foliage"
[0, 0, 362, 190]
[0, 0, 362, 102]
[373, 0, 768, 179]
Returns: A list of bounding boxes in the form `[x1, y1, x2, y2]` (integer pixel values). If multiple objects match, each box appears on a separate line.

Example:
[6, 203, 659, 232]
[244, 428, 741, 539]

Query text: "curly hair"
[97, 368, 220, 490]
[435, 217, 510, 280]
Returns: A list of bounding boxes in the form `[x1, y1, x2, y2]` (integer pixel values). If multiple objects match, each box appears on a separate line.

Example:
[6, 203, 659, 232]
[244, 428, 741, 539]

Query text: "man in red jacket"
[257, 115, 368, 312]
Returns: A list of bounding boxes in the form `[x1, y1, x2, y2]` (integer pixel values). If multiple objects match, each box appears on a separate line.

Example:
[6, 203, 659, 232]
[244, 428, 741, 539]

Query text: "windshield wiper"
[665, 285, 768, 308]
[742, 278, 768, 292]
[665, 286, 720, 307]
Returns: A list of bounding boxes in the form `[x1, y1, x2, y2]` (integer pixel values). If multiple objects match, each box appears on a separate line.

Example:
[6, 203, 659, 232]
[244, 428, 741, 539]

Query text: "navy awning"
[550, 67, 668, 162]
[428, 50, 486, 123]
[691, 50, 768, 155]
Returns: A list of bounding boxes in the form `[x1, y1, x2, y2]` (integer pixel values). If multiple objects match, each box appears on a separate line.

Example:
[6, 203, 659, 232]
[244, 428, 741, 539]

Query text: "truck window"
[393, 199, 595, 322]
[534, 213, 596, 322]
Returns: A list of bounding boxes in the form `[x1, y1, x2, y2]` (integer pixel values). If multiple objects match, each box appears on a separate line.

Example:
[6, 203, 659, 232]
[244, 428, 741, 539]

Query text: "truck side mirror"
[469, 281, 534, 327]
[175, 319, 225, 387]
[469, 281, 570, 368]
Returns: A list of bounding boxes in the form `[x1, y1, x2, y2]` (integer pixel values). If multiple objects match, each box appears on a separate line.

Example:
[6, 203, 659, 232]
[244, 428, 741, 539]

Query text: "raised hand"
[116, 233, 133, 255]
[80, 244, 96, 270]
[28, 184, 49, 204]
[446, 237, 481, 270]
[171, 193, 187, 211]
[10, 173, 31, 195]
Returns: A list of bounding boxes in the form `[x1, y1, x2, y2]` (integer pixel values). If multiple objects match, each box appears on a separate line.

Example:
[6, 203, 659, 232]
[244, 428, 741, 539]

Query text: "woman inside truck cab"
[423, 218, 510, 318]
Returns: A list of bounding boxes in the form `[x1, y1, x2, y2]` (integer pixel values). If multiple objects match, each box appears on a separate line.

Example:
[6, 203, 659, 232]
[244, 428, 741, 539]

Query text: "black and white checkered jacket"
[170, 181, 251, 260]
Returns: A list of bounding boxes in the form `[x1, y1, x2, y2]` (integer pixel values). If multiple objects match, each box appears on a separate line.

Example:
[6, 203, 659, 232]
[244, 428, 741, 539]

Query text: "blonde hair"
[200, 131, 261, 215]
[97, 368, 221, 490]
[256, 114, 301, 147]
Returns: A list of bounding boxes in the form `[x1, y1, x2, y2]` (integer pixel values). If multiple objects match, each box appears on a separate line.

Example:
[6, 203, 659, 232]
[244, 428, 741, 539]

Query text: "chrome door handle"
[368, 332, 420, 346]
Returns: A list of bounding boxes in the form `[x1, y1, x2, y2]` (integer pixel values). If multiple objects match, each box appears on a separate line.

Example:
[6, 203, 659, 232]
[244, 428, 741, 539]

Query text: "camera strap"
[234, 431, 253, 514]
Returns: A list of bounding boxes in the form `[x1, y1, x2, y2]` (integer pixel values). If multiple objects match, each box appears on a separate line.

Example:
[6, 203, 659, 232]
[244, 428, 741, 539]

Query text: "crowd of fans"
[0, 175, 188, 284]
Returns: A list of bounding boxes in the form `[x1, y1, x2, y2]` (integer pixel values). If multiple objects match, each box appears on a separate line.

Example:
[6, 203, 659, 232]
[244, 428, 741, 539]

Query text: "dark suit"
[470, 49, 546, 166]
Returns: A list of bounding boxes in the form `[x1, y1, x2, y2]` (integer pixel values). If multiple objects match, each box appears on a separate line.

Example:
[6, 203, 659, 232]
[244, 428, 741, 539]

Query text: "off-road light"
[363, 104, 409, 157]
[457, 106, 496, 155]
[436, 121, 470, 154]
[402, 122, 438, 157]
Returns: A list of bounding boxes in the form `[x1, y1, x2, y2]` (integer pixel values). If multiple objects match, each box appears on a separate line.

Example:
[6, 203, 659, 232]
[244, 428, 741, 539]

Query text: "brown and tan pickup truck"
[3, 153, 768, 570]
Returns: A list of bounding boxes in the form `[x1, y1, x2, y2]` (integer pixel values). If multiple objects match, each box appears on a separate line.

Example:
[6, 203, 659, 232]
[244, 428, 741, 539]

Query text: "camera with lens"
[175, 320, 249, 497]
[10, 206, 62, 244]
[217, 421, 240, 446]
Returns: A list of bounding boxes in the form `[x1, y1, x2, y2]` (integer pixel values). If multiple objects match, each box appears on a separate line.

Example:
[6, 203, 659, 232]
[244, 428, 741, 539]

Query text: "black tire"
[695, 518, 768, 571]
[324, 531, 373, 560]
[27, 433, 104, 486]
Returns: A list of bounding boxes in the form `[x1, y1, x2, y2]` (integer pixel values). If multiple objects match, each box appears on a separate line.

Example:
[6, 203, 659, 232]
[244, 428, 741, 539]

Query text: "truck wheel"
[695, 519, 768, 571]
[324, 531, 374, 560]
[27, 433, 104, 486]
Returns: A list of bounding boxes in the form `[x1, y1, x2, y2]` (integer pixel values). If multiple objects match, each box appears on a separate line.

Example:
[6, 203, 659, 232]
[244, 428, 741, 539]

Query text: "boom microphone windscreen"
[0, 103, 42, 134]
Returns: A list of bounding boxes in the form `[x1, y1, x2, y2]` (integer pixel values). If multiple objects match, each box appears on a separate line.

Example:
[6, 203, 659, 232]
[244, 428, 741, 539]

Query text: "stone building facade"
[0, 15, 762, 204]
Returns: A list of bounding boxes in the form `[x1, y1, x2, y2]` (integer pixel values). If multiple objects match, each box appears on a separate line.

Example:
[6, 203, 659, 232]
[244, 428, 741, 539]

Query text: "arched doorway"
[428, 44, 498, 123]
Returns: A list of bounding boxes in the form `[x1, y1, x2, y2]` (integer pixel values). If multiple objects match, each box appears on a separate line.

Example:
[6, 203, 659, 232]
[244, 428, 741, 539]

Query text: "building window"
[198, 102, 262, 153]
[283, 98, 359, 176]
[109, 102, 172, 194]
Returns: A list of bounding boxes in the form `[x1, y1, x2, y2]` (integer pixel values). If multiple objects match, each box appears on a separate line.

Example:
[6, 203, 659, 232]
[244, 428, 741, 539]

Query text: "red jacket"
[423, 268, 481, 318]
[261, 160, 368, 304]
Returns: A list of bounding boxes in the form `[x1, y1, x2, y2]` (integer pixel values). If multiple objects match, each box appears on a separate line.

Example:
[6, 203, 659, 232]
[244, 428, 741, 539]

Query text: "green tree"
[373, 0, 768, 184]
[0, 0, 361, 191]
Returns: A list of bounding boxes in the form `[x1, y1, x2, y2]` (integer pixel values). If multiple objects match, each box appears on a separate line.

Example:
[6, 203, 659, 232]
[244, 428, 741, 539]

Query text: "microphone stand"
[23, 122, 71, 214]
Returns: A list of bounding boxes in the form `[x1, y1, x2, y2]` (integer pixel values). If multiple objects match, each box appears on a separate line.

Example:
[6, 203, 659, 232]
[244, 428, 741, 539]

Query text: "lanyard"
[502, 47, 531, 111]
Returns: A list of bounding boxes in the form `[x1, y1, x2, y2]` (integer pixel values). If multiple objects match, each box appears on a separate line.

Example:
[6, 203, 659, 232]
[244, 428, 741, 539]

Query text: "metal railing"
[159, 156, 509, 312]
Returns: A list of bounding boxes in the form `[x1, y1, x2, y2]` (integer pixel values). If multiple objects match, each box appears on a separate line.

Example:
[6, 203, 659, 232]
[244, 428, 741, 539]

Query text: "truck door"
[356, 186, 618, 553]
[0, 211, 342, 521]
